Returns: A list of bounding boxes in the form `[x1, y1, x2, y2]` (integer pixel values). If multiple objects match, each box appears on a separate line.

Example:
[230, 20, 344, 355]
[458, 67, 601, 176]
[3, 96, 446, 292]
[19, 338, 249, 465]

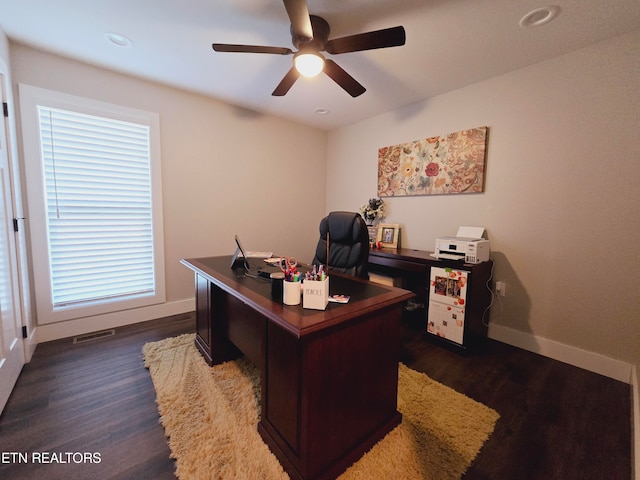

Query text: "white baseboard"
[24, 328, 37, 363]
[487, 323, 633, 384]
[32, 298, 195, 344]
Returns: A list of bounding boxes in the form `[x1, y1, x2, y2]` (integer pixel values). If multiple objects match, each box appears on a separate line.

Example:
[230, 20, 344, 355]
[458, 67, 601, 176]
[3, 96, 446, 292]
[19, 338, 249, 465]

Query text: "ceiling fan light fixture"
[294, 52, 325, 77]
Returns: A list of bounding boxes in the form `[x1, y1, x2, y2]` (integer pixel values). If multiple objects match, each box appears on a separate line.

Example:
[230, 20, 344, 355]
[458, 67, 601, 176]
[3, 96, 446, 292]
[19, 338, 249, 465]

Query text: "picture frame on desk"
[376, 224, 400, 249]
[367, 226, 378, 243]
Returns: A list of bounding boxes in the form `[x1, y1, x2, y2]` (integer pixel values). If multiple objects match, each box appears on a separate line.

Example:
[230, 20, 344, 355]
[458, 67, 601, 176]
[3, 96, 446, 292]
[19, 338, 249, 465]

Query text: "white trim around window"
[19, 84, 165, 324]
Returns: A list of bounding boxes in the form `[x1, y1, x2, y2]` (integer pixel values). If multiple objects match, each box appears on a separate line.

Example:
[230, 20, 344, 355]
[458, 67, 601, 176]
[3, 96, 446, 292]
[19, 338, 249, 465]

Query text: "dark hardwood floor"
[400, 316, 632, 480]
[0, 312, 632, 479]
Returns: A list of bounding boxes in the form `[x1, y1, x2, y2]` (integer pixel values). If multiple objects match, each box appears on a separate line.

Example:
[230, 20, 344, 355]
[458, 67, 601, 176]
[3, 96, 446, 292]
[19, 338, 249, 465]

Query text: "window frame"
[19, 84, 165, 324]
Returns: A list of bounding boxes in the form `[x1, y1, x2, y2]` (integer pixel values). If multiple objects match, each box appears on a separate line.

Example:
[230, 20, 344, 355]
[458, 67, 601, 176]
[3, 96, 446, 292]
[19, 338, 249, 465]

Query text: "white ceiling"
[1, 0, 639, 130]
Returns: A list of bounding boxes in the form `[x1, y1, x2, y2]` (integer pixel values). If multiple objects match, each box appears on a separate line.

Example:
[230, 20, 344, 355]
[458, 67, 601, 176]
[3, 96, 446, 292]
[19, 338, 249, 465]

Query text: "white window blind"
[38, 106, 156, 308]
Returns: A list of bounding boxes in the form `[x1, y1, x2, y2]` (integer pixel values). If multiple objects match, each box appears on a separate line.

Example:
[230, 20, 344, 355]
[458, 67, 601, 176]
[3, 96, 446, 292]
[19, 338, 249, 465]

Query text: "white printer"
[433, 226, 490, 264]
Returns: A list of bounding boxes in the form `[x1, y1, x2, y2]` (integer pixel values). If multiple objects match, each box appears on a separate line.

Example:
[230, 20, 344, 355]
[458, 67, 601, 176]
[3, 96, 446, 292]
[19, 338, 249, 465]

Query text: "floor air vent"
[73, 329, 115, 344]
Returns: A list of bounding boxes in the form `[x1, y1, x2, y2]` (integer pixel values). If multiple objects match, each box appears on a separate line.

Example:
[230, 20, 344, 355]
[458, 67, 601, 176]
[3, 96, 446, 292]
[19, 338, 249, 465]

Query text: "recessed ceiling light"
[104, 32, 133, 48]
[314, 108, 330, 115]
[519, 6, 561, 28]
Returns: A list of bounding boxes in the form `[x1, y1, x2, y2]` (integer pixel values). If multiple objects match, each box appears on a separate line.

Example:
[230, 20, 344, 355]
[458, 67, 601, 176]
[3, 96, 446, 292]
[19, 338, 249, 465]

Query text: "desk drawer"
[369, 256, 428, 274]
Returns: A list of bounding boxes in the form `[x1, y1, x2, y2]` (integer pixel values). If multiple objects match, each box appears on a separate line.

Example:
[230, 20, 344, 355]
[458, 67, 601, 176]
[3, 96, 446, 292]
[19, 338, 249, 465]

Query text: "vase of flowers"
[359, 198, 385, 225]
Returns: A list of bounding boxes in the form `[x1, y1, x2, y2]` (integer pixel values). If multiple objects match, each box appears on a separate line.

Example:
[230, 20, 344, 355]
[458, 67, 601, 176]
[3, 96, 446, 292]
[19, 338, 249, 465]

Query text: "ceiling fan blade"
[283, 0, 313, 42]
[212, 44, 293, 55]
[325, 26, 406, 54]
[272, 67, 301, 96]
[323, 59, 366, 97]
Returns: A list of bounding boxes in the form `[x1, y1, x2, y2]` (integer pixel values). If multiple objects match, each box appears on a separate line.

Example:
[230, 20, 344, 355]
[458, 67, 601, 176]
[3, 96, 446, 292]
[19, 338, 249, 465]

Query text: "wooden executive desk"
[180, 256, 414, 480]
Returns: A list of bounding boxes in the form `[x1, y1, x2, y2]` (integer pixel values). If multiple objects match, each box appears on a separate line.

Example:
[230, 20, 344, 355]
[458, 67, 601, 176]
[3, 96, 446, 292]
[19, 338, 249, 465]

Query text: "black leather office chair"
[312, 211, 369, 279]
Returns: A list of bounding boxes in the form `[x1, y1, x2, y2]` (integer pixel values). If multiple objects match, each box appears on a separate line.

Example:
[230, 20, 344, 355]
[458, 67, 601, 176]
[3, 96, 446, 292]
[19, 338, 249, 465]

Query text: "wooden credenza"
[368, 248, 493, 351]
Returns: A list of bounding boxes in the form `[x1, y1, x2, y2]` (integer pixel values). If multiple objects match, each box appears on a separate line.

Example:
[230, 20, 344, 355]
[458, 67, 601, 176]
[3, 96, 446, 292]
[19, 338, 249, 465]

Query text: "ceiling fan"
[212, 0, 406, 97]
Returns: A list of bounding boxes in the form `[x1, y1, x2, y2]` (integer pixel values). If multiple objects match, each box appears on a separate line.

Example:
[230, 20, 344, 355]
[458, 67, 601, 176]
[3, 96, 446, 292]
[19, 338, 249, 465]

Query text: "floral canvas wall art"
[377, 126, 488, 197]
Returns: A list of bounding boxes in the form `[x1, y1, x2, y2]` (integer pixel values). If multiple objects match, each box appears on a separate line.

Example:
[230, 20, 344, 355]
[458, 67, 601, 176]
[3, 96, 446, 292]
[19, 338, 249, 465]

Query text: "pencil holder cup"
[283, 280, 301, 306]
[303, 277, 329, 310]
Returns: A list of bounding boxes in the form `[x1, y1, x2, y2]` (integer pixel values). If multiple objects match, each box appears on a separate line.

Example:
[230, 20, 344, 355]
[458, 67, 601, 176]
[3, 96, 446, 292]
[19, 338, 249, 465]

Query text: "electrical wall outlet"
[496, 281, 506, 296]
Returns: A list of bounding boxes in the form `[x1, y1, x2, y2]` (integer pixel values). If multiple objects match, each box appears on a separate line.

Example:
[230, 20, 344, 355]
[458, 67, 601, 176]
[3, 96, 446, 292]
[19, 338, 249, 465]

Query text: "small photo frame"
[376, 224, 400, 248]
[367, 226, 378, 243]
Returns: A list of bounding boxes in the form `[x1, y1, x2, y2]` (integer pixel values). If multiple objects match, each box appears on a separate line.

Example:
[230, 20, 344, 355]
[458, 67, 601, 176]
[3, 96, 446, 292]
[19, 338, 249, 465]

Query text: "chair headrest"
[321, 211, 365, 243]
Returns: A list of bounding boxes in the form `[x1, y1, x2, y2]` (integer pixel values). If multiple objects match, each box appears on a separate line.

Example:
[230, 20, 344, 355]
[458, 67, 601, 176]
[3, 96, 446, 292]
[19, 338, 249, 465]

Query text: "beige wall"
[327, 30, 640, 368]
[2, 28, 639, 371]
[8, 43, 327, 312]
